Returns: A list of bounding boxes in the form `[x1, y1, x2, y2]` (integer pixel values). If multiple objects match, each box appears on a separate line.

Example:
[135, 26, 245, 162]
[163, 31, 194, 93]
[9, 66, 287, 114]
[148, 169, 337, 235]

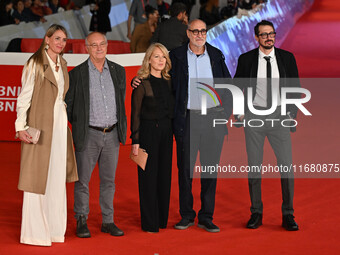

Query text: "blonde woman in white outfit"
[15, 24, 78, 246]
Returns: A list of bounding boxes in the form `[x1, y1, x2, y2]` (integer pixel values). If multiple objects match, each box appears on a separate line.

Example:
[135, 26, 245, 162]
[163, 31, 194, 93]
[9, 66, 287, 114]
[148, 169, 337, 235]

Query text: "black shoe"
[282, 214, 299, 231]
[144, 230, 159, 233]
[174, 219, 195, 230]
[76, 215, 91, 238]
[198, 221, 220, 233]
[246, 213, 263, 229]
[101, 222, 124, 236]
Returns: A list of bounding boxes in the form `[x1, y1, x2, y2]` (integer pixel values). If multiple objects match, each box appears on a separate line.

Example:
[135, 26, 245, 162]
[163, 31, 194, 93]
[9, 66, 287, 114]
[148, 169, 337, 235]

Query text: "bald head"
[188, 19, 206, 30]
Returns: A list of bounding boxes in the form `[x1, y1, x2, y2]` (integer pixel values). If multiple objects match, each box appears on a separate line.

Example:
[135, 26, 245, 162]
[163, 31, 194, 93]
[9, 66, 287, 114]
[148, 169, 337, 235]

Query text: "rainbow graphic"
[196, 82, 222, 106]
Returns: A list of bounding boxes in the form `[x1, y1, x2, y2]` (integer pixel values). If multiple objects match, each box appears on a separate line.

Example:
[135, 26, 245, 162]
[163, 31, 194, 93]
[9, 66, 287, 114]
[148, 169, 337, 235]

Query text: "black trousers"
[138, 118, 173, 232]
[176, 108, 226, 223]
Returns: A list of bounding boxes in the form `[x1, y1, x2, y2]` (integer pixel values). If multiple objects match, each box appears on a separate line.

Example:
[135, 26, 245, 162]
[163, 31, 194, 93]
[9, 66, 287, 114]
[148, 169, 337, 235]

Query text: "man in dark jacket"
[170, 19, 232, 233]
[234, 20, 300, 231]
[150, 2, 188, 51]
[65, 32, 127, 238]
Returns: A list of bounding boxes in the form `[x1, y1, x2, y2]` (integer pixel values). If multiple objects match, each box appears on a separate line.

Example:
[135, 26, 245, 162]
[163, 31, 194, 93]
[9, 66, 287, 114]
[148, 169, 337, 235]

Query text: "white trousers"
[20, 100, 67, 246]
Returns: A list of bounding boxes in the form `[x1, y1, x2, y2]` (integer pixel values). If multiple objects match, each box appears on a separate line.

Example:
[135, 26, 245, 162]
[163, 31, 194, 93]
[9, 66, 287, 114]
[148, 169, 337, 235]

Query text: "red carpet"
[1, 0, 340, 254]
[280, 0, 340, 78]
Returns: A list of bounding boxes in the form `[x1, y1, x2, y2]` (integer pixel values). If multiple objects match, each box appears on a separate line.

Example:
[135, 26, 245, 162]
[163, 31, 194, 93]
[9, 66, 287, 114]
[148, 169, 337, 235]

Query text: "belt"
[89, 123, 116, 133]
[188, 106, 223, 114]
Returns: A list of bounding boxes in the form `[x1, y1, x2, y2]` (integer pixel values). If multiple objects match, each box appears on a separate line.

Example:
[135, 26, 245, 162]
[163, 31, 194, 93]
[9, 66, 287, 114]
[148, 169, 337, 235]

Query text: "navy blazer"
[169, 42, 232, 137]
[65, 58, 127, 151]
[234, 47, 301, 118]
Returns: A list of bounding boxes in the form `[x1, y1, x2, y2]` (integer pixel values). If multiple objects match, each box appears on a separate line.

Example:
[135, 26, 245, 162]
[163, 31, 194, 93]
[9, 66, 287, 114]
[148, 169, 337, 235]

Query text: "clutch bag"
[129, 148, 148, 171]
[26, 127, 41, 144]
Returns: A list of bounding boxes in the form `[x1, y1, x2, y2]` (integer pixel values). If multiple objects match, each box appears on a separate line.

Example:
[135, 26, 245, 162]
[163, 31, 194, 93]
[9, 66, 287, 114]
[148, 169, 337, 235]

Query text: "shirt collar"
[45, 50, 59, 68]
[259, 47, 275, 59]
[187, 44, 207, 57]
[88, 58, 108, 71]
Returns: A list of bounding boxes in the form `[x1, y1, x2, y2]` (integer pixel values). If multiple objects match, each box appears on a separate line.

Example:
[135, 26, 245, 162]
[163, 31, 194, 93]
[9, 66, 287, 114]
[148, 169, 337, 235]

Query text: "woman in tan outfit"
[15, 24, 78, 246]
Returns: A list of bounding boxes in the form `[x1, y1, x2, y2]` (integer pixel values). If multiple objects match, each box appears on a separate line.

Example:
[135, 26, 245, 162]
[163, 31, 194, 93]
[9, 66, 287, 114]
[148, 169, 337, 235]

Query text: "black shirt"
[150, 17, 188, 51]
[0, 10, 15, 26]
[130, 75, 174, 144]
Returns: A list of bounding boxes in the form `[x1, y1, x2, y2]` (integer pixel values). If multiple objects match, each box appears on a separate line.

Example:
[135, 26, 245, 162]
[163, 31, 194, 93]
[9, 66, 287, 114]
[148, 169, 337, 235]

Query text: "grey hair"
[85, 32, 108, 46]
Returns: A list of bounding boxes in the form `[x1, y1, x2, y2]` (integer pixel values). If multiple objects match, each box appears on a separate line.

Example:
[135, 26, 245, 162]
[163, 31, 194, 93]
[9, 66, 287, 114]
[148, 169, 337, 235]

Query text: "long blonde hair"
[25, 24, 68, 84]
[137, 43, 171, 80]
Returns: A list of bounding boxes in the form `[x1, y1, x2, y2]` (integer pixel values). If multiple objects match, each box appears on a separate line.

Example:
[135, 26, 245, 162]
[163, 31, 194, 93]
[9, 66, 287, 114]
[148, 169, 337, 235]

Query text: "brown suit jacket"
[130, 22, 152, 53]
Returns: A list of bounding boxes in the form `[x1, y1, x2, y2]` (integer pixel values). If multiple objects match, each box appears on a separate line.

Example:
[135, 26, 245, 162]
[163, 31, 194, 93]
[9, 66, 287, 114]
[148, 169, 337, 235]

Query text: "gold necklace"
[55, 60, 59, 72]
[55, 56, 59, 72]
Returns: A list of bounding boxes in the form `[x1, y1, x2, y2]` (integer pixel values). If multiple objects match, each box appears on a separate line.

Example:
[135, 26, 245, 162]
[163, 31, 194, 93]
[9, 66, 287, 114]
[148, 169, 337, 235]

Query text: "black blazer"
[65, 58, 127, 151]
[234, 47, 301, 118]
[89, 0, 112, 33]
[150, 17, 188, 51]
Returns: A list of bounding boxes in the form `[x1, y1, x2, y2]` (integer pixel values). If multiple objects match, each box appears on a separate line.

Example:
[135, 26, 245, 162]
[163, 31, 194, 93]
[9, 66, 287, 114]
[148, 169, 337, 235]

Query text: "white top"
[15, 51, 64, 131]
[253, 48, 280, 107]
[15, 60, 35, 132]
[45, 51, 65, 102]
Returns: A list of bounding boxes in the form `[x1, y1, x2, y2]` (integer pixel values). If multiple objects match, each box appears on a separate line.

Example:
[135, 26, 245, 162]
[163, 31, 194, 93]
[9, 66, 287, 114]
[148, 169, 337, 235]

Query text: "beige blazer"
[17, 52, 78, 195]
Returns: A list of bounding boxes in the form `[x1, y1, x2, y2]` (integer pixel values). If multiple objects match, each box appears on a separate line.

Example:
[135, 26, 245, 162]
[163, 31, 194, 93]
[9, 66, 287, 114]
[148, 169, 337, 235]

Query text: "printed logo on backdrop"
[199, 83, 312, 128]
[197, 82, 222, 113]
[0, 85, 21, 112]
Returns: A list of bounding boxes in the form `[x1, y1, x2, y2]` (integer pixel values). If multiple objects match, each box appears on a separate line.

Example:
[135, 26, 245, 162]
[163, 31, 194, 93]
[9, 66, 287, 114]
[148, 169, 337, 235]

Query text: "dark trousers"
[244, 108, 294, 215]
[138, 118, 173, 232]
[176, 108, 225, 223]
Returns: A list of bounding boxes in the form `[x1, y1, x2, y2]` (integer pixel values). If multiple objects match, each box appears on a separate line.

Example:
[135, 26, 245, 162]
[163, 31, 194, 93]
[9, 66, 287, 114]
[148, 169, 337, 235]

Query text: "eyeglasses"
[87, 42, 107, 48]
[258, 32, 276, 39]
[188, 29, 207, 36]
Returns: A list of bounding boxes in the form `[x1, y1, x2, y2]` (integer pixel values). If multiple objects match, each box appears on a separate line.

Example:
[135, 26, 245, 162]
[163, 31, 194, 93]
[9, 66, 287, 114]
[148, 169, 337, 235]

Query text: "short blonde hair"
[137, 43, 171, 80]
